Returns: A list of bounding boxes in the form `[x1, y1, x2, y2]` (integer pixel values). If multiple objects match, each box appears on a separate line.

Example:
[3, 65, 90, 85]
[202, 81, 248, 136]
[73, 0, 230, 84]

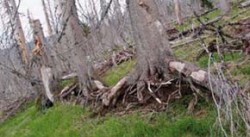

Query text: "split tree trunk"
[31, 19, 55, 103]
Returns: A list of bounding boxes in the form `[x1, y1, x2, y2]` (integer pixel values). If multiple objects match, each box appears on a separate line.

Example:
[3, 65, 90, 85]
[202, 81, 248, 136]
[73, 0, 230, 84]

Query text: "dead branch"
[102, 76, 128, 106]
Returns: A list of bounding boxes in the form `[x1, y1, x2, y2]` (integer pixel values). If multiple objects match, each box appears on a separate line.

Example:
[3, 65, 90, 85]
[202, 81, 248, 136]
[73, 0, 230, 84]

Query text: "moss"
[102, 60, 136, 86]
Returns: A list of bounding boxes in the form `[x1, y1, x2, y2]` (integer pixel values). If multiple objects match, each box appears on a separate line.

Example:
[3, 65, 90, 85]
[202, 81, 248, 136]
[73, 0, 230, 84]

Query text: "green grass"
[237, 62, 250, 75]
[102, 60, 136, 86]
[176, 5, 250, 32]
[175, 9, 220, 32]
[59, 78, 77, 89]
[0, 104, 85, 137]
[197, 52, 241, 68]
[0, 96, 219, 137]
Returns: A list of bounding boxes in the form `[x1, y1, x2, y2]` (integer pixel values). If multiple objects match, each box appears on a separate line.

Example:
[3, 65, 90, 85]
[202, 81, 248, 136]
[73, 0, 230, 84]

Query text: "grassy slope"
[0, 98, 219, 137]
[174, 5, 250, 86]
[1, 6, 250, 137]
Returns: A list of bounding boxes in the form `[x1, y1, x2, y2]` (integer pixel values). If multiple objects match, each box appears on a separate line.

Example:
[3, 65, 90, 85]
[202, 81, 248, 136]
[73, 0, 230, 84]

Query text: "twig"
[147, 82, 162, 104]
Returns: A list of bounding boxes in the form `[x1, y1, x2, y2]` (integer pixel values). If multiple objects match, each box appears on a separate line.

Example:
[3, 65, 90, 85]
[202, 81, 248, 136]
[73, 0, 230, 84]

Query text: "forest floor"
[0, 5, 250, 137]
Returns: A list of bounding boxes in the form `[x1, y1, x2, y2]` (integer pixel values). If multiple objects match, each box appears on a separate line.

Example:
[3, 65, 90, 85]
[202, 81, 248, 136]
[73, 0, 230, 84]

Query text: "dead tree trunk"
[31, 19, 54, 103]
[4, 0, 29, 64]
[174, 0, 183, 24]
[46, 0, 56, 34]
[41, 0, 53, 36]
[54, 0, 63, 33]
[59, 0, 93, 99]
[127, 0, 173, 102]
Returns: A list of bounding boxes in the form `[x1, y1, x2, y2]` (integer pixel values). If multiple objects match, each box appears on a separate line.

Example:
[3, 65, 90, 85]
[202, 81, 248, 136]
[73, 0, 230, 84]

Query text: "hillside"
[1, 1, 250, 137]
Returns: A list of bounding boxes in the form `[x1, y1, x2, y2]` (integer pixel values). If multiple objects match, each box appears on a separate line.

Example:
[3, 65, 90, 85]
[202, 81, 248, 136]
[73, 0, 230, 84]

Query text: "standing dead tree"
[57, 0, 94, 101]
[4, 0, 29, 64]
[30, 19, 55, 104]
[41, 0, 53, 36]
[174, 0, 183, 24]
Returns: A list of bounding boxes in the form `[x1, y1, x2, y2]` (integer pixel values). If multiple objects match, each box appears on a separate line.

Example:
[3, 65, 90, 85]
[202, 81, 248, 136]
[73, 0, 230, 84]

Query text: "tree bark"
[127, 0, 172, 80]
[127, 0, 173, 102]
[59, 0, 93, 98]
[5, 0, 29, 64]
[41, 0, 53, 36]
[174, 0, 183, 24]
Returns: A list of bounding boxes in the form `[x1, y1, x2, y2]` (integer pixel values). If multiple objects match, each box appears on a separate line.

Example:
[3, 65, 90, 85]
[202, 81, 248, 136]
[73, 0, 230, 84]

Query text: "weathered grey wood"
[41, 66, 54, 102]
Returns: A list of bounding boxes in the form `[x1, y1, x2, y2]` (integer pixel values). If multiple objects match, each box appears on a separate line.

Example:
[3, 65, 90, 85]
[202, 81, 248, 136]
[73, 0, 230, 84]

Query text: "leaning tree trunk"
[59, 0, 93, 99]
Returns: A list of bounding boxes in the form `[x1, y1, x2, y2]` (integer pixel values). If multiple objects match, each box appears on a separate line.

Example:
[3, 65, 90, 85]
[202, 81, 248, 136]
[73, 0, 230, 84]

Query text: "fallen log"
[240, 0, 250, 8]
[61, 73, 77, 80]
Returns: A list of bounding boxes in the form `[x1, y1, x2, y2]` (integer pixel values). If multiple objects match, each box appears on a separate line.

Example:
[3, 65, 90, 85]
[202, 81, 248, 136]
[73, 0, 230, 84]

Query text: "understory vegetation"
[0, 97, 220, 137]
[1, 1, 250, 137]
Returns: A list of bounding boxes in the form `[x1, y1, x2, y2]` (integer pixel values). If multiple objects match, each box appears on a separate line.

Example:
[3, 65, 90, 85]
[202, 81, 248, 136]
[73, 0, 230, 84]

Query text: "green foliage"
[102, 60, 136, 86]
[197, 52, 241, 68]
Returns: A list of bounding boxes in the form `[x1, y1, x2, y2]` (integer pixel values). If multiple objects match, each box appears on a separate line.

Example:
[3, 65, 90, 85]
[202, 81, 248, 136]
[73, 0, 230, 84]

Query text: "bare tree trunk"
[174, 0, 183, 24]
[47, 0, 56, 34]
[59, 0, 93, 99]
[31, 19, 55, 103]
[5, 0, 29, 64]
[127, 0, 173, 101]
[54, 0, 63, 33]
[99, 0, 107, 20]
[41, 0, 53, 36]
